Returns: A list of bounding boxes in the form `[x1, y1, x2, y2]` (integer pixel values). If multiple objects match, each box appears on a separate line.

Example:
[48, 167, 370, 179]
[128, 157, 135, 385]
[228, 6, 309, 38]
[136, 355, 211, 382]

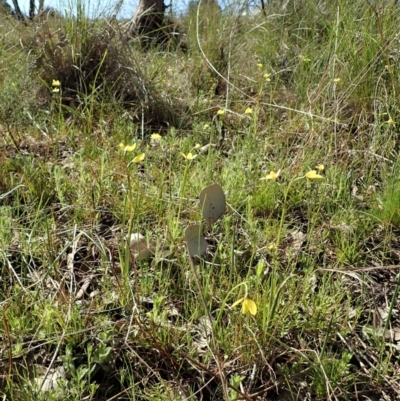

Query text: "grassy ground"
[2, 0, 400, 400]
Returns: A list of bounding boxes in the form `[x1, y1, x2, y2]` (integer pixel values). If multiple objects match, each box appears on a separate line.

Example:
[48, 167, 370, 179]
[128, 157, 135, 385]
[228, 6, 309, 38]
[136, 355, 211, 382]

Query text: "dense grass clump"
[2, 0, 400, 400]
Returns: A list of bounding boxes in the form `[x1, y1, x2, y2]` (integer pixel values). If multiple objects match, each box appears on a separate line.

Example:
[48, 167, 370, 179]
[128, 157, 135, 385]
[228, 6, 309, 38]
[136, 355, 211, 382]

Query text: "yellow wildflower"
[257, 63, 263, 69]
[299, 55, 310, 62]
[245, 107, 253, 115]
[132, 153, 145, 163]
[333, 78, 341, 83]
[232, 296, 257, 316]
[267, 243, 278, 251]
[119, 143, 137, 152]
[260, 170, 280, 181]
[194, 143, 201, 149]
[217, 109, 225, 116]
[52, 87, 60, 93]
[151, 133, 162, 140]
[387, 118, 395, 126]
[306, 170, 323, 180]
[181, 152, 197, 160]
[124, 144, 137, 152]
[52, 79, 61, 87]
[264, 73, 271, 82]
[315, 164, 325, 171]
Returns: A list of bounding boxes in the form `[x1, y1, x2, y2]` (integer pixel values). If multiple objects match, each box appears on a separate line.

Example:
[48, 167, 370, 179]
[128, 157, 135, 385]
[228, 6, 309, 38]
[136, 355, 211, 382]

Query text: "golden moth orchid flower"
[261, 170, 281, 181]
[119, 143, 137, 152]
[299, 55, 311, 62]
[306, 170, 323, 180]
[132, 153, 145, 163]
[232, 296, 257, 316]
[268, 243, 278, 251]
[181, 152, 197, 160]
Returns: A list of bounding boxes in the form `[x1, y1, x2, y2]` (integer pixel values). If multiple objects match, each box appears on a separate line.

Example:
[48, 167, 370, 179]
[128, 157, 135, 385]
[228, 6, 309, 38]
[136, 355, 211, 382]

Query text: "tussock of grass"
[2, 0, 400, 400]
